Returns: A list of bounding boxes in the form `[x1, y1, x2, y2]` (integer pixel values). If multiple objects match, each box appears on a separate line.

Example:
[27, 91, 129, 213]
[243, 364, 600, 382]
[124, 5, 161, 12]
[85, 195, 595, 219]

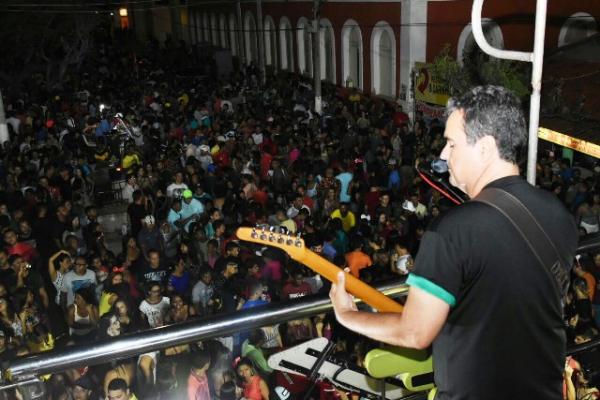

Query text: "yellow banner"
[414, 62, 450, 106]
[538, 127, 600, 159]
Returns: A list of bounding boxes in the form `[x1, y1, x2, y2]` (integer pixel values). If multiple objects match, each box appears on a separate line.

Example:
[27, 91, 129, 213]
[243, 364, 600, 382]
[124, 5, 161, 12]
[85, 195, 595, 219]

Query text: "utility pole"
[0, 90, 9, 144]
[256, 0, 266, 85]
[313, 0, 324, 114]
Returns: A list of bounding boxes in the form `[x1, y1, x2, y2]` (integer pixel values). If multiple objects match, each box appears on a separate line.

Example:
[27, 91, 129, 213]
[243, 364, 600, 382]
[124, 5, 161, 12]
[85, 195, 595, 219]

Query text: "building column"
[399, 0, 428, 117]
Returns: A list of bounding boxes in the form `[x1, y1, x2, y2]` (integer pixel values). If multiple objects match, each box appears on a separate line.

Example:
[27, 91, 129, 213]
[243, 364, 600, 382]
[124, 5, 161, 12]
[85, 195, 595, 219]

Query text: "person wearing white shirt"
[166, 171, 189, 198]
[62, 256, 97, 306]
[121, 174, 138, 204]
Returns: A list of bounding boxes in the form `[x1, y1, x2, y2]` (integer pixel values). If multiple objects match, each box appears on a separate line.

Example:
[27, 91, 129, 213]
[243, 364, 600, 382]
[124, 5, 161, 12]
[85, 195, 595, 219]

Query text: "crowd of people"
[0, 33, 596, 400]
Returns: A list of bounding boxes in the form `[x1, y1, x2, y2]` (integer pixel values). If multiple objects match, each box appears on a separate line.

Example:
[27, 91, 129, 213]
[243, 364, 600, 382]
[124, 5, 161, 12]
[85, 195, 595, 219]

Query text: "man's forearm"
[335, 309, 423, 349]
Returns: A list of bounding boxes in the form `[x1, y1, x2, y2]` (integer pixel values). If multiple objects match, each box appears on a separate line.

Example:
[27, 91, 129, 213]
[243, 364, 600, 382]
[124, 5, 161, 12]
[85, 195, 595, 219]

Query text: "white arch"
[210, 13, 219, 46]
[203, 13, 210, 43]
[279, 17, 294, 71]
[370, 21, 396, 96]
[264, 16, 277, 67]
[456, 18, 504, 65]
[194, 12, 202, 43]
[219, 14, 228, 48]
[229, 14, 238, 56]
[558, 12, 598, 47]
[342, 19, 364, 89]
[244, 11, 258, 65]
[319, 18, 336, 83]
[297, 17, 313, 76]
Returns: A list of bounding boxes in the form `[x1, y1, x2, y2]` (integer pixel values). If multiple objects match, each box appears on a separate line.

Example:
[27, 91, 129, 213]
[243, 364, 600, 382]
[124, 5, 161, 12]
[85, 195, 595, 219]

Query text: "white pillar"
[400, 0, 428, 118]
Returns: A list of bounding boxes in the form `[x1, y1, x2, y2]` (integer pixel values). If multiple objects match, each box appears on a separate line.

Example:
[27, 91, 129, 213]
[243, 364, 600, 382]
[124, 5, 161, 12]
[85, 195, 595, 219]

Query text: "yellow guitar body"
[237, 226, 436, 394]
[365, 346, 434, 392]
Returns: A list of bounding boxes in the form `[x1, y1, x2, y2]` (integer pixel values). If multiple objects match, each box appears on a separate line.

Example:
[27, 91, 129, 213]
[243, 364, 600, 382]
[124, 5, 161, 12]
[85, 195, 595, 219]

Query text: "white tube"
[526, 0, 548, 185]
[471, 0, 532, 62]
[471, 0, 548, 185]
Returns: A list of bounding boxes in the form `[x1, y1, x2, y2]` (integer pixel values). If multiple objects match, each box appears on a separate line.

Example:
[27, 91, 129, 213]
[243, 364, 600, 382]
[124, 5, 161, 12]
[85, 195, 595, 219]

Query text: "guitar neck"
[298, 251, 404, 313]
[235, 227, 404, 313]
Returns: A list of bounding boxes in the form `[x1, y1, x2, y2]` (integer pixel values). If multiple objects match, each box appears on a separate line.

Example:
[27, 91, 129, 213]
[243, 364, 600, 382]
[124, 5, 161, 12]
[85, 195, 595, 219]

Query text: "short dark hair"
[107, 378, 128, 392]
[190, 350, 211, 369]
[220, 381, 237, 400]
[225, 241, 239, 252]
[132, 190, 143, 202]
[148, 248, 160, 257]
[446, 85, 526, 164]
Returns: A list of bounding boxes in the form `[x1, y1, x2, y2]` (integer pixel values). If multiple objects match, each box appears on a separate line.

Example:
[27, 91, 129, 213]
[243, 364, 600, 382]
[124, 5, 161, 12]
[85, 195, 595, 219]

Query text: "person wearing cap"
[72, 375, 93, 400]
[195, 144, 213, 171]
[137, 215, 163, 260]
[179, 189, 204, 233]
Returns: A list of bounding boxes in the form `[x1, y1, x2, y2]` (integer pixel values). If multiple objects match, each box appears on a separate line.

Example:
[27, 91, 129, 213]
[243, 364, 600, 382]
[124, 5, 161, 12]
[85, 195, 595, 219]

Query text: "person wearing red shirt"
[187, 351, 211, 400]
[237, 357, 269, 400]
[364, 185, 382, 219]
[260, 147, 273, 181]
[253, 182, 269, 209]
[282, 270, 313, 300]
[213, 148, 230, 168]
[4, 229, 37, 263]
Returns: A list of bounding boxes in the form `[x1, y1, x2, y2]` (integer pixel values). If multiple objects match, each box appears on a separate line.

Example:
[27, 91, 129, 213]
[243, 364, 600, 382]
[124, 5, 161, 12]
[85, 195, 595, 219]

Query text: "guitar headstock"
[236, 225, 308, 260]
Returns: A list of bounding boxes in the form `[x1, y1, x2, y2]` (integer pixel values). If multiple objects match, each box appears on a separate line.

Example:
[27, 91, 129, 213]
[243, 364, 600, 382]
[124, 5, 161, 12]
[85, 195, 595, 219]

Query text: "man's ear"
[478, 135, 498, 161]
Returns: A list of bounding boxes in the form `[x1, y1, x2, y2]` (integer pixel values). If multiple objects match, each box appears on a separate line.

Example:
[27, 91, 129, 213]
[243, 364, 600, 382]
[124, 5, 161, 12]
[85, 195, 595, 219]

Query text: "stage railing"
[4, 281, 409, 384]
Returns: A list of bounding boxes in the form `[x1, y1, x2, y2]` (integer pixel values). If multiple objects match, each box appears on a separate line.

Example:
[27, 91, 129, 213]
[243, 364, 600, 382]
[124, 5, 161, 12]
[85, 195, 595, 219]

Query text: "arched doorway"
[342, 19, 363, 89]
[244, 12, 258, 65]
[320, 18, 336, 83]
[371, 21, 396, 96]
[229, 14, 238, 56]
[264, 16, 277, 68]
[279, 17, 294, 71]
[297, 17, 313, 76]
[220, 14, 229, 48]
[558, 12, 598, 47]
[457, 19, 504, 66]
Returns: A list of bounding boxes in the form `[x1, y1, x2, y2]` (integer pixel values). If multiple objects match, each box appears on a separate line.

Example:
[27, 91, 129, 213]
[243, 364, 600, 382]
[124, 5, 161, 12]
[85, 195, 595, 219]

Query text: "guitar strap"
[473, 187, 570, 302]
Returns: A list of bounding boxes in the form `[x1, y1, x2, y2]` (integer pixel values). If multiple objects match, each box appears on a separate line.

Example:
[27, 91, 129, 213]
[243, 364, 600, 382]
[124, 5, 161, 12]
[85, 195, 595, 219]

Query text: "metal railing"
[471, 0, 548, 185]
[4, 282, 409, 383]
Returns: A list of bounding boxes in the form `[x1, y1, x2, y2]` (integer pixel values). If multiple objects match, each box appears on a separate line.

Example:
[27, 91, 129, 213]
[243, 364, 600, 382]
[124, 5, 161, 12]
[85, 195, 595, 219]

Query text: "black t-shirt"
[127, 203, 147, 238]
[408, 176, 578, 400]
[139, 262, 169, 286]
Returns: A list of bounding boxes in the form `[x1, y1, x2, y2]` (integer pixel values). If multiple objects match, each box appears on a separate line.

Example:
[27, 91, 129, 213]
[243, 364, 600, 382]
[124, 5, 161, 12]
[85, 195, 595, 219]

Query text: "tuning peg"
[294, 232, 302, 247]
[259, 225, 267, 241]
[251, 228, 258, 239]
[277, 235, 284, 244]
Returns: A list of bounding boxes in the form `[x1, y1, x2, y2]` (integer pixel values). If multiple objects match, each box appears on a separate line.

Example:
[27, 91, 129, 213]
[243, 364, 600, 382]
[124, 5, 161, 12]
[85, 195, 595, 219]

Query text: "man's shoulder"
[427, 201, 498, 234]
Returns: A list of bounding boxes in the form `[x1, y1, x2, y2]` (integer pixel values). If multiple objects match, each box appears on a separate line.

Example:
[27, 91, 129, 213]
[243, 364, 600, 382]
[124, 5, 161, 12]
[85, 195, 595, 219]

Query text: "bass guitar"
[236, 226, 434, 393]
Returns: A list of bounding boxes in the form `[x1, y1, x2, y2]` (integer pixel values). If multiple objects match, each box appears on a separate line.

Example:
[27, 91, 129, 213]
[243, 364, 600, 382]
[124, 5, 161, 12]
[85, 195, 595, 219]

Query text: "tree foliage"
[0, 1, 106, 94]
[429, 43, 531, 99]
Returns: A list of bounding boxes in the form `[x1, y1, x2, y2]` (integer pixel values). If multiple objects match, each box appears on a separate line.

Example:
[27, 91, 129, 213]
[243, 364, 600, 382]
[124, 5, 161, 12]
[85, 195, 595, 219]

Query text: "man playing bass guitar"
[330, 86, 578, 400]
